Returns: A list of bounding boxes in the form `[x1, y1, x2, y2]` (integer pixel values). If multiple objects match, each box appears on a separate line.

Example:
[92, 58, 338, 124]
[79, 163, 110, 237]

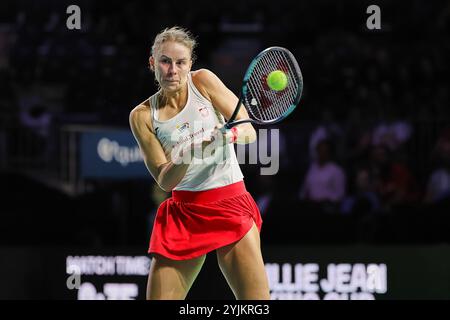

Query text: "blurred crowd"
[1, 0, 450, 245]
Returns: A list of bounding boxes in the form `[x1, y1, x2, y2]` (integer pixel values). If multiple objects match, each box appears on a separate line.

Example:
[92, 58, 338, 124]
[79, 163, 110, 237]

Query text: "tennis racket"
[222, 46, 303, 131]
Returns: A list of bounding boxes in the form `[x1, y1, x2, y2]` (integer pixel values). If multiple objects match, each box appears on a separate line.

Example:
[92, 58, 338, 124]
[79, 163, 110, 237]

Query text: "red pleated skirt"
[148, 181, 262, 260]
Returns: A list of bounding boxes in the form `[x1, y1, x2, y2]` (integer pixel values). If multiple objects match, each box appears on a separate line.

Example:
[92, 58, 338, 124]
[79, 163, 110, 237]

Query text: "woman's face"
[151, 41, 192, 93]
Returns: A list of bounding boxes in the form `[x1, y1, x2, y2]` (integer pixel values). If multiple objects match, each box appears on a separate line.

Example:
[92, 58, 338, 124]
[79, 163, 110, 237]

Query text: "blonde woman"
[130, 27, 270, 300]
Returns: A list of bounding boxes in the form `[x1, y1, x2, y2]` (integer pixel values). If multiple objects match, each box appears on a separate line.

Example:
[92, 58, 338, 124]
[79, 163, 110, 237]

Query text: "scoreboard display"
[1, 245, 449, 299]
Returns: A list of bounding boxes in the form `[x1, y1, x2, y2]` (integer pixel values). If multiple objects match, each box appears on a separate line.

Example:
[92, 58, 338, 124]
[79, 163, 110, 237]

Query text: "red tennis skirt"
[148, 181, 262, 260]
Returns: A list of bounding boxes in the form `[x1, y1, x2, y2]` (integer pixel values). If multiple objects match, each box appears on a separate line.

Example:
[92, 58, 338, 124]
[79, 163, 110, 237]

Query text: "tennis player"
[129, 27, 270, 300]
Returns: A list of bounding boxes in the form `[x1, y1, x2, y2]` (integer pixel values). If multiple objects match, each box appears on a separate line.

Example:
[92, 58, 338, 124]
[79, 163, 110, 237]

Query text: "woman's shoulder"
[194, 68, 228, 85]
[130, 98, 150, 118]
[191, 68, 216, 81]
[129, 98, 154, 132]
[191, 68, 221, 100]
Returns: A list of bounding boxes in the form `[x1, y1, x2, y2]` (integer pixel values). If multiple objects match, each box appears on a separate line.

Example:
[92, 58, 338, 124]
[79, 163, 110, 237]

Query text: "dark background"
[0, 0, 449, 299]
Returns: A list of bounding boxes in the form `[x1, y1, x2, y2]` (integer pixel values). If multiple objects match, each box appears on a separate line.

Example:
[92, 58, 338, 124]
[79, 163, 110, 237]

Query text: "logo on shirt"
[176, 122, 190, 133]
[198, 107, 209, 118]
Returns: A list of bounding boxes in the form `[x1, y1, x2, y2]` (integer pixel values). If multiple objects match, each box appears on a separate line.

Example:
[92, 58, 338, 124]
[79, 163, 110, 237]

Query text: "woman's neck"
[158, 82, 188, 110]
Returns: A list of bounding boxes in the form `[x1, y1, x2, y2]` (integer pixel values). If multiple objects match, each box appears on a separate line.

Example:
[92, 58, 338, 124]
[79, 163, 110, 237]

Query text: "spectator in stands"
[19, 103, 52, 139]
[369, 145, 421, 209]
[300, 139, 346, 203]
[425, 127, 450, 203]
[308, 109, 344, 162]
[341, 166, 381, 215]
[371, 110, 413, 153]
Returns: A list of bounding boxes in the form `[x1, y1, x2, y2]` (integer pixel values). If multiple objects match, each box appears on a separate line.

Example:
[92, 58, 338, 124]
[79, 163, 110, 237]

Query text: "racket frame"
[224, 46, 303, 130]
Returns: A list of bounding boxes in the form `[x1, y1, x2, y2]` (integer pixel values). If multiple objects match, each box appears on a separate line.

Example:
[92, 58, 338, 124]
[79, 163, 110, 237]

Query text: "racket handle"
[218, 126, 238, 142]
[223, 122, 235, 130]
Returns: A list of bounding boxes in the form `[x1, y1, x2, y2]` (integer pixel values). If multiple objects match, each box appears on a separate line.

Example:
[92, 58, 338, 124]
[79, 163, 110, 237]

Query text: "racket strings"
[259, 51, 297, 117]
[259, 53, 292, 117]
[272, 51, 298, 108]
[244, 49, 302, 122]
[247, 59, 278, 120]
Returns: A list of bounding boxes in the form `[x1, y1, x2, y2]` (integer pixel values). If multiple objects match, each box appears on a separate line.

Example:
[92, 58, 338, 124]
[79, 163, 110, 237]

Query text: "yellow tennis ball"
[267, 70, 288, 91]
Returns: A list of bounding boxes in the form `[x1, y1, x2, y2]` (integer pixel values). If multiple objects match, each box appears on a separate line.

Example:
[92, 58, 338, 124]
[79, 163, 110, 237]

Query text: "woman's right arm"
[129, 103, 190, 192]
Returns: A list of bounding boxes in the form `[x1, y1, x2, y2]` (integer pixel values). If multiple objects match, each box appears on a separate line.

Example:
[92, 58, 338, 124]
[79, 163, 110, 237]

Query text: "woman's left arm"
[192, 69, 257, 145]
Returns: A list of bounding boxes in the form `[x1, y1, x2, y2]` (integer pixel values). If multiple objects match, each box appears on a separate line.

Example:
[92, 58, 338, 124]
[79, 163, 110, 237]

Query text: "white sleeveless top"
[149, 72, 244, 191]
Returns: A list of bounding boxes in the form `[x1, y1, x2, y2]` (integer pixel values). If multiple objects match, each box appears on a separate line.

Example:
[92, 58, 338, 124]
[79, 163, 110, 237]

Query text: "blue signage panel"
[80, 130, 148, 178]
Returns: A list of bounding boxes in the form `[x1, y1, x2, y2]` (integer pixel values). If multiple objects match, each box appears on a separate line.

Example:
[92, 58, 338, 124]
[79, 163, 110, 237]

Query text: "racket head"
[240, 47, 303, 125]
